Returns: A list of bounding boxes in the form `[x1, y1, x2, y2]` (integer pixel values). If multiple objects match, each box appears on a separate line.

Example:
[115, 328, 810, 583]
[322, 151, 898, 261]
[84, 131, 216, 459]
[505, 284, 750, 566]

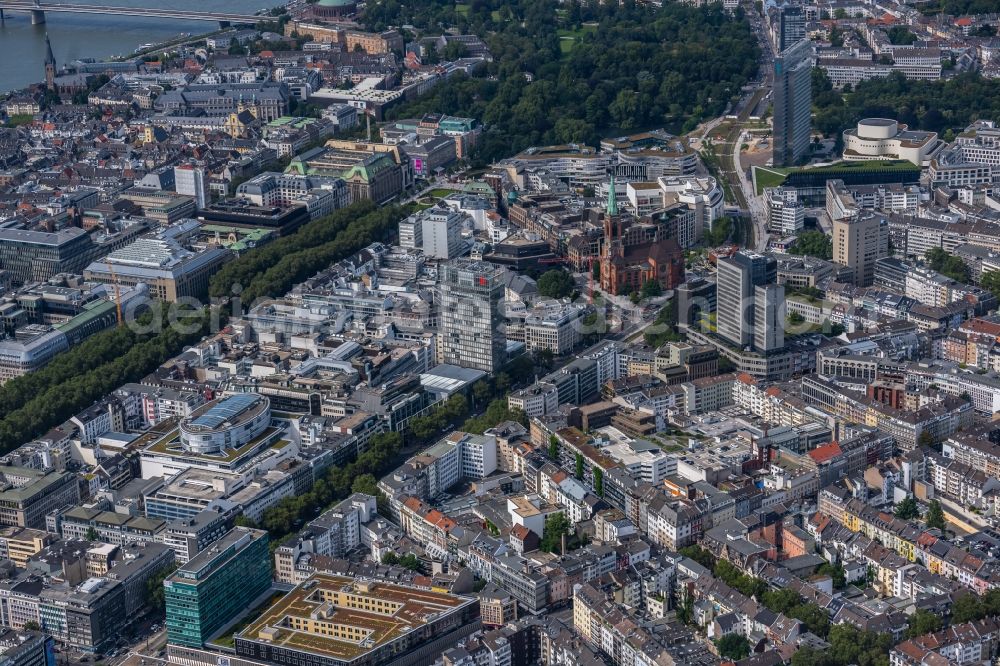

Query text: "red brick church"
[599, 177, 685, 296]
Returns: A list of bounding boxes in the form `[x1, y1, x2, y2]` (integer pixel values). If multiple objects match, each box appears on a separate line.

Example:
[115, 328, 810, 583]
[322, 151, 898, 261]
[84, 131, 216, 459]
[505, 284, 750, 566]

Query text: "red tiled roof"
[808, 442, 843, 464]
[961, 318, 1000, 338]
[917, 532, 938, 547]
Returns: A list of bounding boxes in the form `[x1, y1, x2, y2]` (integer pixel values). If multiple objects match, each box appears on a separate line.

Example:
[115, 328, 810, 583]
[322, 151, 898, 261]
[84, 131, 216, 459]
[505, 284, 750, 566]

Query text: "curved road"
[713, 3, 774, 252]
[732, 128, 769, 252]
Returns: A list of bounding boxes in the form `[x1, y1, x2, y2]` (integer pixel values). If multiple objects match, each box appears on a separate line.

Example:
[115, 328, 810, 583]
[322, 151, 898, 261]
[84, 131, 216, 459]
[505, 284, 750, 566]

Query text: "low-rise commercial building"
[0, 467, 80, 529]
[84, 231, 230, 302]
[234, 572, 478, 666]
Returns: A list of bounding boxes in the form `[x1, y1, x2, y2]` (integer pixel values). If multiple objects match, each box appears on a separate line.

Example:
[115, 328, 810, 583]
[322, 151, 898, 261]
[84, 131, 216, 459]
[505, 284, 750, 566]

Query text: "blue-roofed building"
[179, 395, 271, 455]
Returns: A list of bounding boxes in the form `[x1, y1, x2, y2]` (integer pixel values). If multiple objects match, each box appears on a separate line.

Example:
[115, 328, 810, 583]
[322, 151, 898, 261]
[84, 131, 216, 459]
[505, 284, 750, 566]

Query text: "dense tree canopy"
[816, 562, 847, 589]
[376, 0, 759, 163]
[0, 306, 218, 452]
[886, 26, 917, 45]
[790, 626, 892, 666]
[0, 203, 413, 453]
[382, 552, 423, 571]
[540, 512, 572, 553]
[704, 216, 734, 246]
[209, 202, 404, 306]
[678, 545, 716, 570]
[814, 71, 1000, 140]
[925, 247, 970, 283]
[792, 230, 833, 260]
[715, 558, 767, 600]
[983, 270, 1000, 300]
[918, 0, 1000, 15]
[146, 563, 179, 612]
[640, 279, 663, 299]
[0, 324, 146, 417]
[926, 499, 947, 531]
[949, 589, 1000, 623]
[258, 431, 404, 540]
[895, 497, 920, 520]
[906, 609, 943, 638]
[716, 634, 750, 660]
[537, 269, 575, 299]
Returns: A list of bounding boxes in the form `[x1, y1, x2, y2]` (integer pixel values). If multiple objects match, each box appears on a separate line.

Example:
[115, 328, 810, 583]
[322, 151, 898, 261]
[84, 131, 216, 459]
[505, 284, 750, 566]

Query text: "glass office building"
[165, 527, 270, 647]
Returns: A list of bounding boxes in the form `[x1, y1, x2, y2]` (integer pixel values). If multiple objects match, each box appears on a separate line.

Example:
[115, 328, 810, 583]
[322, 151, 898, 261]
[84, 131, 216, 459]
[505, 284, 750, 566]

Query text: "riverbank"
[0, 0, 277, 93]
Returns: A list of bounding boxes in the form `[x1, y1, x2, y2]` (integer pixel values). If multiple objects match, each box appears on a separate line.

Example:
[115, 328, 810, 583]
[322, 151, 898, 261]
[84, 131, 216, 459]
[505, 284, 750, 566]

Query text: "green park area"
[557, 23, 597, 54]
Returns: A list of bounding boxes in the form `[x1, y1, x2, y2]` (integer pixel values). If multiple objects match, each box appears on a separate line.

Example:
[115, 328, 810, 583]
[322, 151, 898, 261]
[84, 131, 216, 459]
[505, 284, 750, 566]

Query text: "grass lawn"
[753, 166, 788, 194]
[428, 188, 454, 198]
[4, 114, 34, 127]
[556, 23, 596, 55]
[455, 3, 469, 15]
[557, 24, 597, 39]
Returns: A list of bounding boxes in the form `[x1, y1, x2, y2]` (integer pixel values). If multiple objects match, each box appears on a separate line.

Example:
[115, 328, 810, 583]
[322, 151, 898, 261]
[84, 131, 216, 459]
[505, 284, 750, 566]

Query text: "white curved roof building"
[843, 118, 940, 166]
[179, 394, 271, 455]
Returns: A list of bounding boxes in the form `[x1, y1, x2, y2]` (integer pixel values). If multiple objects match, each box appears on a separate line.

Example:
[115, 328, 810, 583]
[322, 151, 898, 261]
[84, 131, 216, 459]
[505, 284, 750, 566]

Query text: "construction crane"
[105, 262, 123, 327]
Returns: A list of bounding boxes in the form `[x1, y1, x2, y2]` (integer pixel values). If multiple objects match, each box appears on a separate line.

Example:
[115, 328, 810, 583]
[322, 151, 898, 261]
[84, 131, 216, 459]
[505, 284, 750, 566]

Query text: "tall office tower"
[716, 251, 777, 349]
[754, 284, 786, 353]
[833, 213, 889, 287]
[773, 38, 813, 167]
[436, 259, 507, 373]
[422, 208, 466, 259]
[778, 5, 805, 52]
[174, 164, 209, 209]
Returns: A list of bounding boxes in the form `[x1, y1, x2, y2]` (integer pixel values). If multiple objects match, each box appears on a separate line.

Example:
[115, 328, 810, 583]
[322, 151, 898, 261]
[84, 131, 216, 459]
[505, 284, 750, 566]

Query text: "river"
[0, 0, 278, 93]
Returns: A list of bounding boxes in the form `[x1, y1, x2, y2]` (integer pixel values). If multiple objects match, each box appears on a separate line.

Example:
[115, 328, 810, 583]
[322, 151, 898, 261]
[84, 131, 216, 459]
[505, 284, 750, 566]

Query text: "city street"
[711, 2, 774, 251]
[732, 129, 770, 251]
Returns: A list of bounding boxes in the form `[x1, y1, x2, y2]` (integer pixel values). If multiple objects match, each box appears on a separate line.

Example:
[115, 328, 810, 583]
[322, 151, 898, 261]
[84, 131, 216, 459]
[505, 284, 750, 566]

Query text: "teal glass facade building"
[164, 527, 270, 647]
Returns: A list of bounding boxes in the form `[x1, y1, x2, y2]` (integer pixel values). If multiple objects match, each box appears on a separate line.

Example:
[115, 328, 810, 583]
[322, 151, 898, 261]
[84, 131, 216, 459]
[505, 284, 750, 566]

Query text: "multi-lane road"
[712, 4, 775, 252]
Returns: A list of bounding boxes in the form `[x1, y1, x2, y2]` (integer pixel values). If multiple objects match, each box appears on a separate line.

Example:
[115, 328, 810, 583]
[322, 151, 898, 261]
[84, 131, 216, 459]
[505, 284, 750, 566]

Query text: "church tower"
[603, 173, 621, 241]
[607, 172, 619, 217]
[44, 33, 56, 91]
[600, 172, 625, 294]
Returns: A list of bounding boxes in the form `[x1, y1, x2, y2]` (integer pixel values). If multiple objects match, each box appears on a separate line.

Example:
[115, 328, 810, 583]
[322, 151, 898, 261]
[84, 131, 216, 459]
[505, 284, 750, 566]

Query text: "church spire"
[607, 172, 618, 217]
[44, 33, 55, 67]
[44, 33, 56, 91]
